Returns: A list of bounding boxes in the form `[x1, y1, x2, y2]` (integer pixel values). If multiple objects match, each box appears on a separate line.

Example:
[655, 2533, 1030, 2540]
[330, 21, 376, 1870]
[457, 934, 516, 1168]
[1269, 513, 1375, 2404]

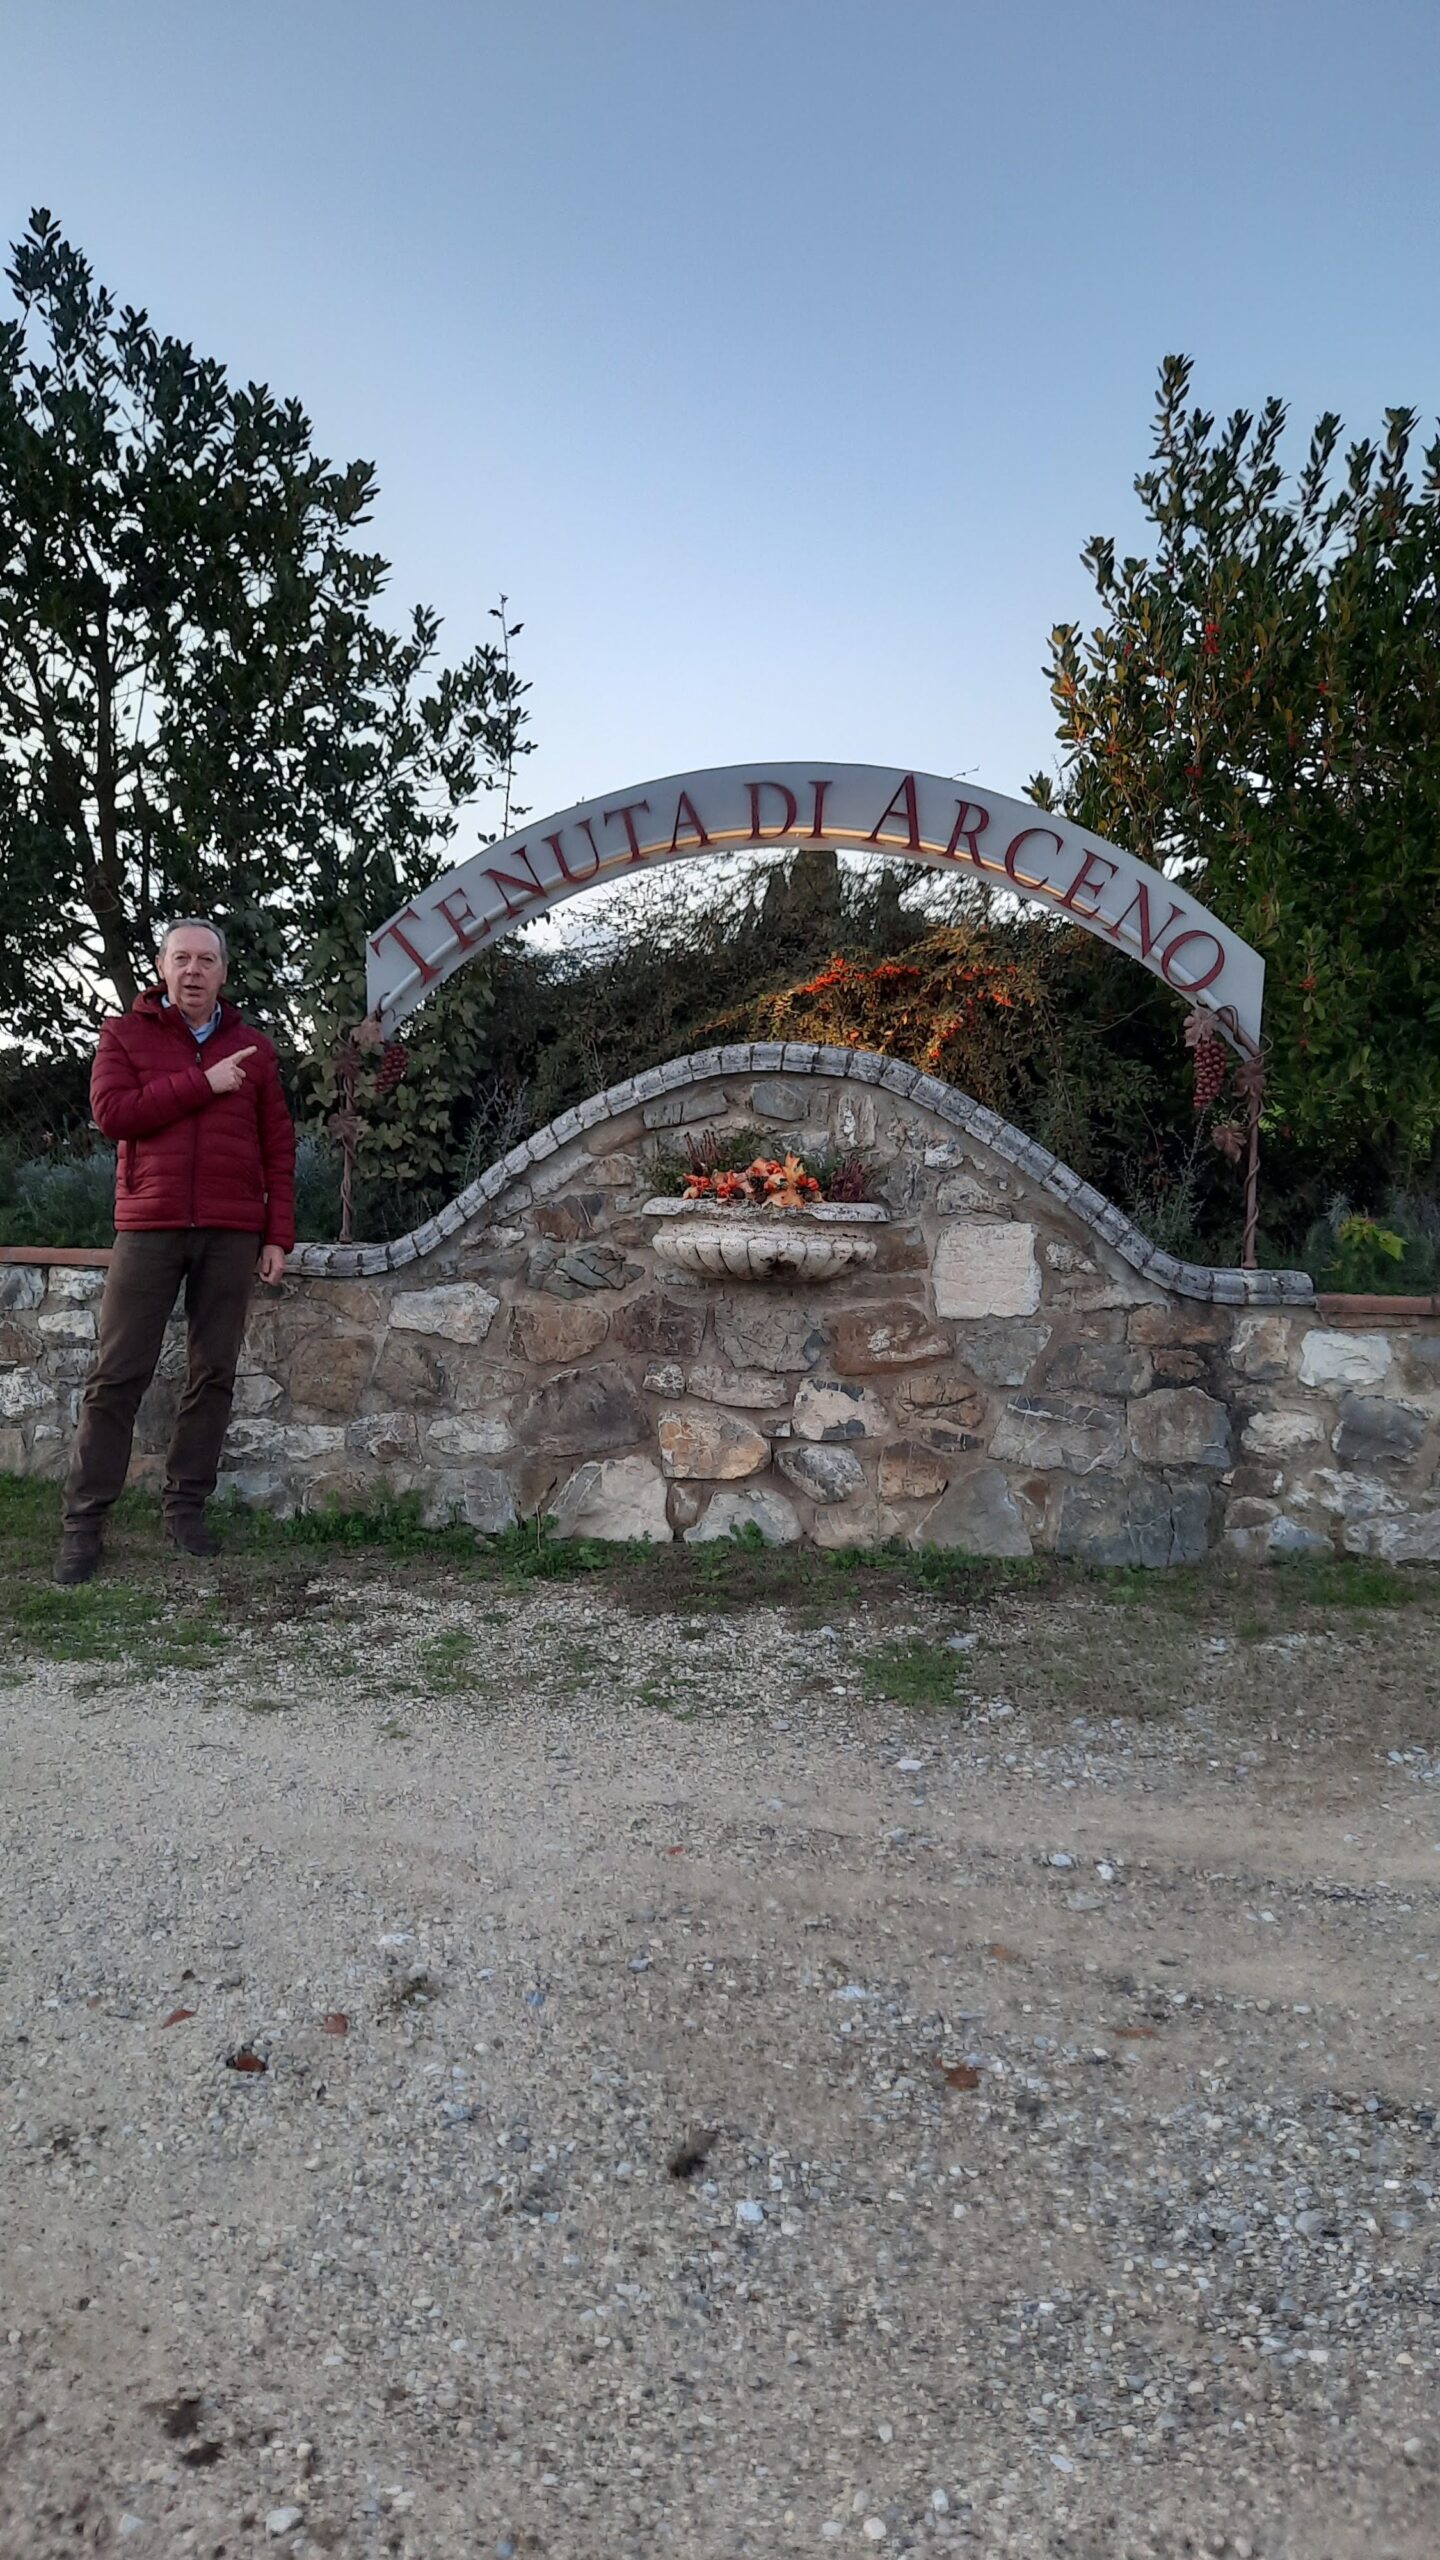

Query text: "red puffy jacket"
[90, 990, 297, 1249]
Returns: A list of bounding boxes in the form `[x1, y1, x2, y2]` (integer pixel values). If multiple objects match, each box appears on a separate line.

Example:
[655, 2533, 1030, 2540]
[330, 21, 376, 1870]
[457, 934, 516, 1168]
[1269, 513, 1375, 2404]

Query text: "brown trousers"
[63, 1229, 260, 1531]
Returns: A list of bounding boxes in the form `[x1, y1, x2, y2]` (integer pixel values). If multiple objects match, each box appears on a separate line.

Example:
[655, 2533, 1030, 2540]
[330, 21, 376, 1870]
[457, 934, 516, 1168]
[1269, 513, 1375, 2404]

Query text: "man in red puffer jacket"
[54, 918, 296, 1584]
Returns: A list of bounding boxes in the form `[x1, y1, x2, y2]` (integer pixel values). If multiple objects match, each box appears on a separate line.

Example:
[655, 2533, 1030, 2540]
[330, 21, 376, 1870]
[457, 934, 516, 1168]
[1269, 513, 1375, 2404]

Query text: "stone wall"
[3, 1045, 1438, 1563]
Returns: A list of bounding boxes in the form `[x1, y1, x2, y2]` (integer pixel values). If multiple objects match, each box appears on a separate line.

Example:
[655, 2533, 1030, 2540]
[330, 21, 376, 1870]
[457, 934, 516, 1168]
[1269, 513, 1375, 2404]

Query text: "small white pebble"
[863, 2523, 887, 2544]
[265, 2511, 304, 2539]
[735, 2199, 765, 2227]
[931, 2488, 950, 2513]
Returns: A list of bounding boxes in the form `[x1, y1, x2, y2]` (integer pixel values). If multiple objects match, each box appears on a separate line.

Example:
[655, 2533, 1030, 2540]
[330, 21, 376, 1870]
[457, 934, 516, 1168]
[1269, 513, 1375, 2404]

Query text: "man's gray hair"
[158, 917, 228, 964]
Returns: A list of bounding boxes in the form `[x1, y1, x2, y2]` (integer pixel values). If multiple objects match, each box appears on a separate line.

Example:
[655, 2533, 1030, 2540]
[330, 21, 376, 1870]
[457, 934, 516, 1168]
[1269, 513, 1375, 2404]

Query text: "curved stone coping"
[276, 1040, 1313, 1304]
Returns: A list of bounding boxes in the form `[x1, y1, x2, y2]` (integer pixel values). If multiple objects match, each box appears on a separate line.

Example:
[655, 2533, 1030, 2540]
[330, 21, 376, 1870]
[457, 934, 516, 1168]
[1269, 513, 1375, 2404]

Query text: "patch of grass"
[5, 1578, 225, 1668]
[1273, 1557, 1418, 1611]
[242, 1695, 292, 1715]
[221, 1487, 479, 1562]
[378, 1717, 410, 1741]
[860, 1637, 971, 1713]
[417, 1628, 482, 1693]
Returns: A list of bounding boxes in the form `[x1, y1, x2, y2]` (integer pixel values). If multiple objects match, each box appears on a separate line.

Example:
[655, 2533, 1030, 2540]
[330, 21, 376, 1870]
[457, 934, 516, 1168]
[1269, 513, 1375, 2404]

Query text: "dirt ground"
[1, 1506, 1437, 2559]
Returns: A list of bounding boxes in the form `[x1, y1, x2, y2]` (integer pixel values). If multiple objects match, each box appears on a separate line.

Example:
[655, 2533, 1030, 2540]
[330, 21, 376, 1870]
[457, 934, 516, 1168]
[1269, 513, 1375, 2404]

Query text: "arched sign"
[366, 763, 1264, 1049]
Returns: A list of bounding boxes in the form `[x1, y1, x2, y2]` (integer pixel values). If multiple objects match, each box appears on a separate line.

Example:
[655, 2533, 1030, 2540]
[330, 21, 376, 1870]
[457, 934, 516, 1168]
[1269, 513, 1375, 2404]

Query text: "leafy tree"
[0, 209, 529, 1050]
[1030, 356, 1440, 1186]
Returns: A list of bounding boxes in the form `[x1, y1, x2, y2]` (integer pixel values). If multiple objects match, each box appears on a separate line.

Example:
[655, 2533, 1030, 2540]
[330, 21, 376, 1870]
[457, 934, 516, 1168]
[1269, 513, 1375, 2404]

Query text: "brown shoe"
[166, 1512, 222, 1559]
[53, 1531, 103, 1587]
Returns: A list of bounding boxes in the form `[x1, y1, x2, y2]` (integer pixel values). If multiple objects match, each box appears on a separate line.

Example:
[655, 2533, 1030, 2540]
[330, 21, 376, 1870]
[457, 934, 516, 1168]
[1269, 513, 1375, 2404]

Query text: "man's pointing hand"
[205, 1045, 256, 1096]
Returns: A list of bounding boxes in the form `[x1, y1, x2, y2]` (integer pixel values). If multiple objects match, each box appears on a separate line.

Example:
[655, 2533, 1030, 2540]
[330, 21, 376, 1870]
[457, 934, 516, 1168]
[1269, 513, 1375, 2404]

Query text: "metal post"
[1241, 1081, 1261, 1270]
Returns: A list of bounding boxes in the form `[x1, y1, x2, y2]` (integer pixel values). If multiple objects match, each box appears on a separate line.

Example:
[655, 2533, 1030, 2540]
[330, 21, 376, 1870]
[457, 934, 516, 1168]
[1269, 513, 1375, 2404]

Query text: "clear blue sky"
[7, 0, 1439, 826]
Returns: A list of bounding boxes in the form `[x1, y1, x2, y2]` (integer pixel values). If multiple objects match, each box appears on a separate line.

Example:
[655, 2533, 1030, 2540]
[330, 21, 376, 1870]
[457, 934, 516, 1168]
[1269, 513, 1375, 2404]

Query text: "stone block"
[38, 1304, 97, 1344]
[1128, 1305, 1229, 1347]
[1126, 1388, 1232, 1470]
[459, 1469, 520, 1534]
[684, 1486, 801, 1546]
[389, 1284, 500, 1344]
[643, 1360, 685, 1395]
[825, 1306, 951, 1373]
[1307, 1468, 1406, 1526]
[791, 1379, 890, 1442]
[1400, 1333, 1440, 1384]
[658, 1408, 769, 1480]
[668, 1483, 704, 1529]
[1267, 1514, 1332, 1559]
[583, 1109, 647, 1154]
[426, 1414, 516, 1458]
[777, 1442, 867, 1503]
[0, 1266, 45, 1312]
[1241, 1407, 1326, 1456]
[533, 1191, 607, 1241]
[304, 1281, 387, 1324]
[641, 1090, 720, 1129]
[1231, 1314, 1299, 1382]
[612, 1294, 707, 1359]
[536, 1243, 643, 1297]
[811, 1493, 904, 1551]
[1343, 1509, 1440, 1563]
[0, 1426, 26, 1471]
[232, 1373, 283, 1416]
[551, 1454, 672, 1543]
[0, 1368, 53, 1421]
[1054, 1475, 1211, 1567]
[933, 1218, 1041, 1319]
[518, 1364, 648, 1458]
[748, 1078, 807, 1120]
[1298, 1329, 1392, 1389]
[1151, 1346, 1207, 1384]
[224, 1420, 346, 1462]
[713, 1296, 825, 1374]
[1044, 1340, 1152, 1398]
[1332, 1394, 1427, 1468]
[878, 1440, 950, 1501]
[216, 1466, 294, 1514]
[911, 1467, 1032, 1558]
[682, 1362, 792, 1409]
[894, 1370, 987, 1428]
[287, 1330, 376, 1413]
[510, 1299, 612, 1365]
[941, 1318, 1051, 1387]
[991, 1393, 1125, 1472]
[936, 1171, 998, 1214]
[45, 1266, 107, 1303]
[346, 1412, 419, 1461]
[371, 1333, 452, 1407]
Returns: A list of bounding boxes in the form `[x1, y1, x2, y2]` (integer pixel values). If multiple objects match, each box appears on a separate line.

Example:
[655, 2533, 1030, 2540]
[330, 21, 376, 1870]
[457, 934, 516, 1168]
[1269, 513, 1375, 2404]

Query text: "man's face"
[158, 929, 227, 1025]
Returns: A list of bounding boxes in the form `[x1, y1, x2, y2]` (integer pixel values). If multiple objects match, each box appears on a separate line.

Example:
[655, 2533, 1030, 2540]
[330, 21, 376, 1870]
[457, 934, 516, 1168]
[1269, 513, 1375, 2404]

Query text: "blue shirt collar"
[162, 996, 223, 1043]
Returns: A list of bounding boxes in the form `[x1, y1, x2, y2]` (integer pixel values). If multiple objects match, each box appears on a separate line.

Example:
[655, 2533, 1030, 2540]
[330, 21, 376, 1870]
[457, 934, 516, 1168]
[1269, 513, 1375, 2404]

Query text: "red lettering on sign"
[746, 780, 799, 840]
[369, 907, 442, 986]
[808, 778, 832, 838]
[668, 791, 711, 851]
[1003, 826, 1065, 886]
[1056, 848, 1118, 918]
[1105, 882, 1185, 960]
[603, 797, 653, 858]
[944, 798, 991, 864]
[868, 772, 922, 850]
[482, 844, 546, 920]
[435, 886, 489, 950]
[544, 823, 601, 886]
[1160, 928, 1226, 994]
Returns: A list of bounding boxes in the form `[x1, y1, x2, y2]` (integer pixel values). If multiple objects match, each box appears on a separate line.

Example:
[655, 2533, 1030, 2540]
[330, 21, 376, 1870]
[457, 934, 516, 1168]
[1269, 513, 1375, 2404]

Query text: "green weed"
[860, 1637, 971, 1713]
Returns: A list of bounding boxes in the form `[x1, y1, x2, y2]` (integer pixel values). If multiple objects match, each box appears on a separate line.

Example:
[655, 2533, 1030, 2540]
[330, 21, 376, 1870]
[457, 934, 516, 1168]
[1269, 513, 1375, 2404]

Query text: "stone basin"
[643, 1198, 885, 1283]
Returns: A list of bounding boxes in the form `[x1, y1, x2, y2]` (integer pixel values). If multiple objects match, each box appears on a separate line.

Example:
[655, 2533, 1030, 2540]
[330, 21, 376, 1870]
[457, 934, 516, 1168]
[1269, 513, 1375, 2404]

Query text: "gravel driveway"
[2, 1542, 1437, 2559]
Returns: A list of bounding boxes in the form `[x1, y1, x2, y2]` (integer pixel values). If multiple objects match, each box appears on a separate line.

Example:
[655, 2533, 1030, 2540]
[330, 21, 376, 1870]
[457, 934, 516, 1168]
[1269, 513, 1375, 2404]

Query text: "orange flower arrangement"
[683, 1151, 823, 1212]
